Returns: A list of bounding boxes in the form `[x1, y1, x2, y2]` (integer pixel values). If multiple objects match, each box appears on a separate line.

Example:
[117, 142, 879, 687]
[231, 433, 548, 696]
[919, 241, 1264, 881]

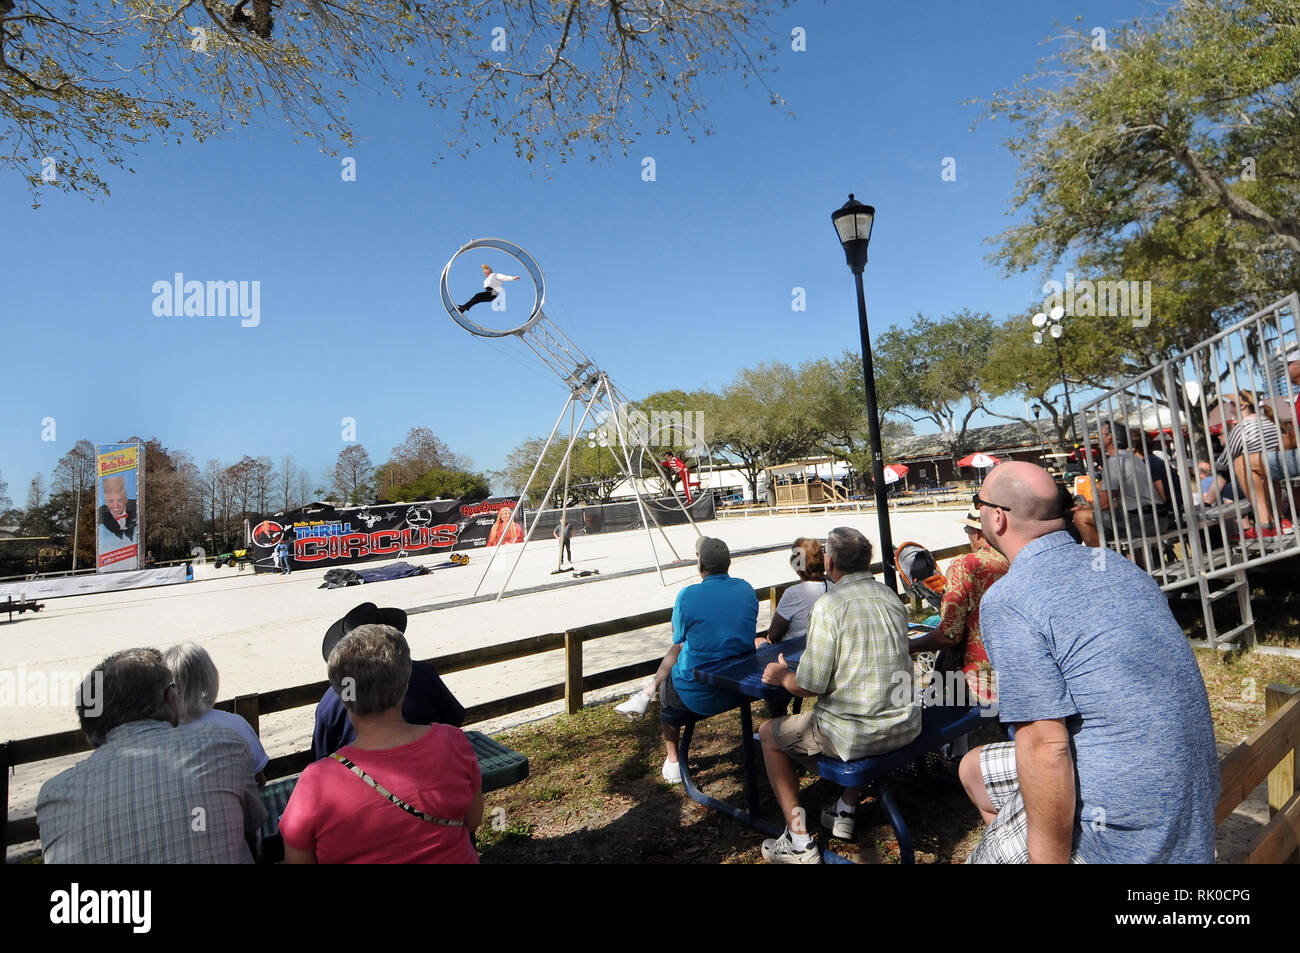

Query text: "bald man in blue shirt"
[962, 462, 1218, 864]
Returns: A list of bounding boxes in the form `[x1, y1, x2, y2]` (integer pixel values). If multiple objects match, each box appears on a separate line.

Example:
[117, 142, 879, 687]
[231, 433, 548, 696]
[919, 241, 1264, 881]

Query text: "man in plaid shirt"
[757, 527, 920, 864]
[37, 648, 267, 863]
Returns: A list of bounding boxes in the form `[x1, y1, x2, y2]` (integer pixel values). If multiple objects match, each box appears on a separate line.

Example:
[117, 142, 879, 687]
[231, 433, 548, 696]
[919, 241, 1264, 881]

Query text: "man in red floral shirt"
[908, 510, 1008, 705]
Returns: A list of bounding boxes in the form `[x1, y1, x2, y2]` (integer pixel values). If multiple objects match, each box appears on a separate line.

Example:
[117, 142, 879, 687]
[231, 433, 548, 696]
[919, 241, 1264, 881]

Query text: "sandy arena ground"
[1, 507, 969, 833]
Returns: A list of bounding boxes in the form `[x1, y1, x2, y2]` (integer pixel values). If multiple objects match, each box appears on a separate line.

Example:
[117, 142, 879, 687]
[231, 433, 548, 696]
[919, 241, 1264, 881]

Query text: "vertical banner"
[95, 443, 144, 572]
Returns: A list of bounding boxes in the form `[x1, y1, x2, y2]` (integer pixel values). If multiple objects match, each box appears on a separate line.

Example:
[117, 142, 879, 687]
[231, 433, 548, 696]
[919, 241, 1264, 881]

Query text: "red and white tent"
[956, 452, 1000, 469]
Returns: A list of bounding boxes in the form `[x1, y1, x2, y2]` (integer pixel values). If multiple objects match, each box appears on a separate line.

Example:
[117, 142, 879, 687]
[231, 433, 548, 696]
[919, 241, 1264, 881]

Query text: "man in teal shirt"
[614, 536, 758, 783]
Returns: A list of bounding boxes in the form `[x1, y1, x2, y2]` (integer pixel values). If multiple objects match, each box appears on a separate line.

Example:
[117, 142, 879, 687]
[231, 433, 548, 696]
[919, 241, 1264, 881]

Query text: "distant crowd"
[1077, 352, 1300, 551]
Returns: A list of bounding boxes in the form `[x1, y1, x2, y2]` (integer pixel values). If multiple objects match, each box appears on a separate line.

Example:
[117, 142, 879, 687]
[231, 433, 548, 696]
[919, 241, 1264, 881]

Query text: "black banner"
[523, 494, 716, 537]
[245, 497, 523, 572]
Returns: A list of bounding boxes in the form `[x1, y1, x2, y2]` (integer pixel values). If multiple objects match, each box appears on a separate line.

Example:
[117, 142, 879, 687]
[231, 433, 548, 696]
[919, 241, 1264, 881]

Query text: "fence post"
[1266, 684, 1299, 819]
[233, 693, 261, 736]
[564, 630, 583, 715]
[1, 741, 9, 852]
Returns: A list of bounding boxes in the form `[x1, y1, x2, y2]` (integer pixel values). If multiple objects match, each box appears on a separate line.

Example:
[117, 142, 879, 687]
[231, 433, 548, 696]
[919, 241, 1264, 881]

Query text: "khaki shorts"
[769, 710, 836, 772]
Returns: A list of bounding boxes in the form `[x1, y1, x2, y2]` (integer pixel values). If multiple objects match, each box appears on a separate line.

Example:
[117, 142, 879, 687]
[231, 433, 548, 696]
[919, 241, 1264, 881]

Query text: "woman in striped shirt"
[1217, 391, 1291, 538]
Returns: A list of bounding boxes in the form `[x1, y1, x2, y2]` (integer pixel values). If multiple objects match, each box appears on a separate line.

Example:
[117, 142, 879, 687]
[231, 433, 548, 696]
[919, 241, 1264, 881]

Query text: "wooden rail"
[3, 547, 970, 852]
[1216, 684, 1300, 863]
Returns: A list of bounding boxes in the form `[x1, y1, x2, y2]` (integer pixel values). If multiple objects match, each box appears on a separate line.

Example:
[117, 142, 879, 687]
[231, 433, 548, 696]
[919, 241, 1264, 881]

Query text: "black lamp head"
[832, 194, 875, 273]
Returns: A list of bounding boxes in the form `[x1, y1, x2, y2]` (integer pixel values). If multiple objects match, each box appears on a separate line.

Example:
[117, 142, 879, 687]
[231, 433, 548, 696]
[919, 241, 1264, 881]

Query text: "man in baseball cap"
[312, 602, 465, 758]
[613, 536, 758, 785]
[694, 535, 731, 574]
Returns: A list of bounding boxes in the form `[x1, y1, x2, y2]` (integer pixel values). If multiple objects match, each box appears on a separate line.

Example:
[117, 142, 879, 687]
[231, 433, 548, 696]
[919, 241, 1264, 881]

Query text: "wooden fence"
[3, 545, 968, 851]
[1216, 684, 1300, 863]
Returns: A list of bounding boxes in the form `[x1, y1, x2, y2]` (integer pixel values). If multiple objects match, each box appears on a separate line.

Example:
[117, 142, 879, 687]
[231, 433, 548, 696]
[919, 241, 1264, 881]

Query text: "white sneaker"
[761, 830, 822, 864]
[820, 802, 856, 840]
[660, 758, 682, 784]
[614, 691, 652, 720]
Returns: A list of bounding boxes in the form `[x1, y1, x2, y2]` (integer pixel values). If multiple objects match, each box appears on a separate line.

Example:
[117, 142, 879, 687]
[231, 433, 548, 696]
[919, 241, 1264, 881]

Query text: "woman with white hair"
[163, 642, 269, 782]
[756, 537, 830, 648]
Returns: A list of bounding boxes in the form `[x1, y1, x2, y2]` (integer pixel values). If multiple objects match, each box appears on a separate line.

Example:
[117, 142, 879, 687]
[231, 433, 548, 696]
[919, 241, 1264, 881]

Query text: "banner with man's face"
[95, 443, 144, 572]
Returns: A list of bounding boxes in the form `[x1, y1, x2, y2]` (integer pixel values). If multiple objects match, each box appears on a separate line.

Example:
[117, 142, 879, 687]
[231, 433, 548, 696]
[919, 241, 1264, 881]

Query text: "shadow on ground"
[478, 704, 989, 864]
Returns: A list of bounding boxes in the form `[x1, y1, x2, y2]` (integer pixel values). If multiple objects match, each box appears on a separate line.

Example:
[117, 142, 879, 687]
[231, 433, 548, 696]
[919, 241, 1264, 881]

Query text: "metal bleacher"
[1079, 293, 1300, 652]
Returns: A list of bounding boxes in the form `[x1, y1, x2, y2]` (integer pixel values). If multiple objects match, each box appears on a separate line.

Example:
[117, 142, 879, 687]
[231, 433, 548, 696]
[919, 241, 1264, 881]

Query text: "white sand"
[1, 507, 968, 826]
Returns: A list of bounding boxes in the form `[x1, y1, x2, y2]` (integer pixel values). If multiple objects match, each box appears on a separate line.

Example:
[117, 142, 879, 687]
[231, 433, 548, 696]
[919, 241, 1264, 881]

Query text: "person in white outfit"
[756, 538, 831, 648]
[163, 642, 269, 783]
[459, 263, 520, 312]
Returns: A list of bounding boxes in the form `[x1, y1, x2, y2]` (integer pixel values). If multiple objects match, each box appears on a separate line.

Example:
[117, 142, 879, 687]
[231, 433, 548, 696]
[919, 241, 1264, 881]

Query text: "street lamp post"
[832, 194, 897, 593]
[1031, 403, 1044, 466]
[1032, 306, 1076, 447]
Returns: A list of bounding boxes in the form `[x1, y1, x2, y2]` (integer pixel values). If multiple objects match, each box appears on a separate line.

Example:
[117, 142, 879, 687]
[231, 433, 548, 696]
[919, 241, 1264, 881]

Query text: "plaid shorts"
[966, 742, 1086, 864]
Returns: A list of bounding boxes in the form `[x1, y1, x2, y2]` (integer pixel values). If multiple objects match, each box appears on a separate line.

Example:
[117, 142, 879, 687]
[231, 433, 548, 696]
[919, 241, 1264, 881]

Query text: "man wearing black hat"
[312, 602, 466, 759]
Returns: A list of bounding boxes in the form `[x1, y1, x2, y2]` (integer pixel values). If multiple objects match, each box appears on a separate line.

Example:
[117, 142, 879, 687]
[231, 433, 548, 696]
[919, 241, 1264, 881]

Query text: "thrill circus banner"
[95, 443, 144, 572]
[245, 497, 524, 572]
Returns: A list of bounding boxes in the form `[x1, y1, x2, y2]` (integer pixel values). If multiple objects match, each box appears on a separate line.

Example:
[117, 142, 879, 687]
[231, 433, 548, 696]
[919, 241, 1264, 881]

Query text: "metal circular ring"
[440, 237, 546, 338]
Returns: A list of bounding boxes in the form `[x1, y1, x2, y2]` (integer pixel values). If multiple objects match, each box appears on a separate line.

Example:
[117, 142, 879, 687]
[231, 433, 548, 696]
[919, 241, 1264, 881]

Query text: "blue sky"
[0, 0, 1154, 502]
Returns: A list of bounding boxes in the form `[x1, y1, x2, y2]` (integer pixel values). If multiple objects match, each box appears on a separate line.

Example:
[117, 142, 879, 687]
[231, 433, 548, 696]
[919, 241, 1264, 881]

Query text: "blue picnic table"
[689, 635, 993, 863]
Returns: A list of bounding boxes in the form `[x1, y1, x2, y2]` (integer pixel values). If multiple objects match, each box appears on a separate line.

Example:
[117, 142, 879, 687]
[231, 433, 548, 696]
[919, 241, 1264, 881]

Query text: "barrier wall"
[0, 565, 190, 601]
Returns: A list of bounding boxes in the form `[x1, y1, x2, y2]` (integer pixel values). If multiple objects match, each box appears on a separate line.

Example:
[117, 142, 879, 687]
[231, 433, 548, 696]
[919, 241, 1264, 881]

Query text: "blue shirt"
[669, 573, 758, 717]
[981, 531, 1219, 863]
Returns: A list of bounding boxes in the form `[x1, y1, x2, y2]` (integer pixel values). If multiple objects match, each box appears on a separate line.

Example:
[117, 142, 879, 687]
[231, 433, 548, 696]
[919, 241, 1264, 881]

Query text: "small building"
[887, 421, 1073, 485]
[764, 457, 851, 506]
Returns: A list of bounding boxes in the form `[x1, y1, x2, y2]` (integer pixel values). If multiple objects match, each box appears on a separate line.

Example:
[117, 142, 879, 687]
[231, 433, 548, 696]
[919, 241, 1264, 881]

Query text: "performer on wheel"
[459, 263, 520, 313]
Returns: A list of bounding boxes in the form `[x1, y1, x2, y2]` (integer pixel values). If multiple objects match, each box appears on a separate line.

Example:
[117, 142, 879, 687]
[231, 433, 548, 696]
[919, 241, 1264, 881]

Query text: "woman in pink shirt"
[279, 625, 483, 863]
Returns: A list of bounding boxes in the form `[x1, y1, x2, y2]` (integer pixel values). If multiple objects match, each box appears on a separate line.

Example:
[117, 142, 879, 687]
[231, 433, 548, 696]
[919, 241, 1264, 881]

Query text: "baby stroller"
[894, 541, 944, 613]
[894, 540, 943, 688]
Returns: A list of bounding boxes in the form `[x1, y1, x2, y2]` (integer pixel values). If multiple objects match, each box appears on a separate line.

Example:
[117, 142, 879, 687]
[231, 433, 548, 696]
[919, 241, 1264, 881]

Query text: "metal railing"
[1080, 293, 1300, 649]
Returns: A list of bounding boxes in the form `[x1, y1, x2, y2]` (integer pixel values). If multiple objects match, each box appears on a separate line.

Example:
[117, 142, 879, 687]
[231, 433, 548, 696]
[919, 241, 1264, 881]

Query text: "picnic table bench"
[689, 636, 993, 864]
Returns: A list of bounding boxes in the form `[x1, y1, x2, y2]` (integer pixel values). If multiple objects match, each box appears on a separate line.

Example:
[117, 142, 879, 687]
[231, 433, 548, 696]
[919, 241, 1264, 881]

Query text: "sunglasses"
[972, 492, 1011, 513]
